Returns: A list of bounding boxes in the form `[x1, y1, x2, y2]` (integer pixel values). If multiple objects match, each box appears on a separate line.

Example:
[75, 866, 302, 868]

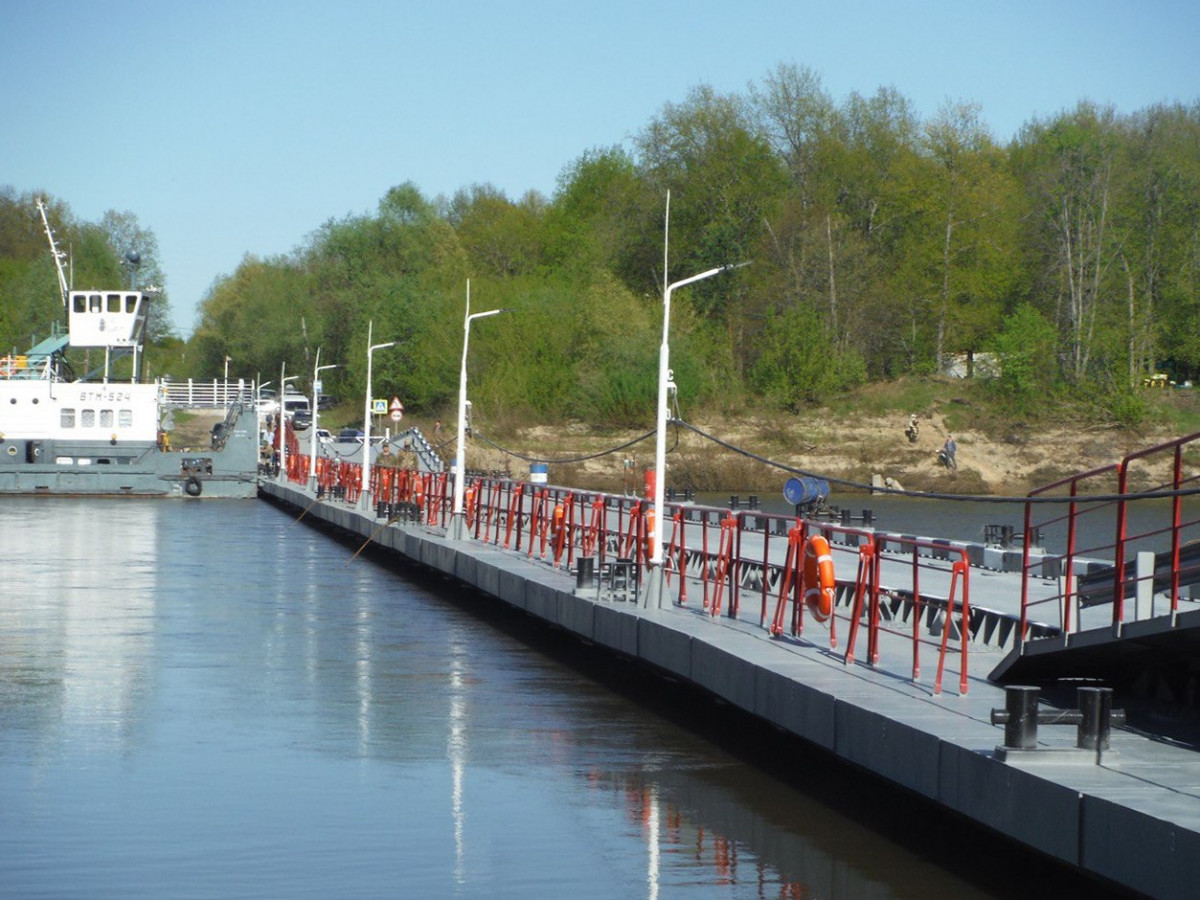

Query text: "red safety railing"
[1019, 432, 1200, 643]
[767, 521, 971, 695]
[306, 466, 975, 692]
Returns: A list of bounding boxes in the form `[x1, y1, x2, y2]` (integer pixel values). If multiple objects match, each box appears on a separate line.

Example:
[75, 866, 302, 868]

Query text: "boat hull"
[0, 422, 260, 498]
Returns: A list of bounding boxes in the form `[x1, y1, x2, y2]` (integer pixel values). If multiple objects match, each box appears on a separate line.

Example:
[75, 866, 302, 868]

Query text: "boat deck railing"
[161, 378, 257, 409]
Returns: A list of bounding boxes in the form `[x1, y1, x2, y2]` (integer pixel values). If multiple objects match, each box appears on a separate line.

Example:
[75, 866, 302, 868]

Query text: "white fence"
[160, 378, 257, 409]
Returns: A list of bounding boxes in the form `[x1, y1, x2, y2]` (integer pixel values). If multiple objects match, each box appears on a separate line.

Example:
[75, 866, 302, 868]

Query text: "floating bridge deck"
[260, 458, 1200, 899]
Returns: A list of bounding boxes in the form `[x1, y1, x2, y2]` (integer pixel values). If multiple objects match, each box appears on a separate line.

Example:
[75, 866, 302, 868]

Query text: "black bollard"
[991, 685, 1041, 749]
[729, 495, 740, 509]
[576, 556, 596, 590]
[1077, 686, 1125, 750]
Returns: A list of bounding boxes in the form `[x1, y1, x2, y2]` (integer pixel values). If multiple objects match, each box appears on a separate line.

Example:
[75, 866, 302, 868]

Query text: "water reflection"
[0, 499, 158, 758]
[0, 499, 1080, 898]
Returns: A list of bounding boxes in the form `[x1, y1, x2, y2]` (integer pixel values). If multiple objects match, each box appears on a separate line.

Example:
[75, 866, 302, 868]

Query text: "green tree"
[749, 304, 866, 409]
[635, 85, 787, 319]
[545, 146, 645, 276]
[444, 184, 546, 278]
[986, 302, 1059, 409]
[891, 102, 1024, 373]
[1114, 104, 1200, 383]
[1014, 104, 1122, 384]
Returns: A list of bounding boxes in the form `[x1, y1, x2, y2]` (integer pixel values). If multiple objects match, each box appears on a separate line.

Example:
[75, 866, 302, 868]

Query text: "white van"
[283, 394, 311, 428]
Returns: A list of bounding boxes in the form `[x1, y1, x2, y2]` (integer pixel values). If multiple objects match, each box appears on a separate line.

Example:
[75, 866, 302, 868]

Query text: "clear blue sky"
[4, 0, 1197, 338]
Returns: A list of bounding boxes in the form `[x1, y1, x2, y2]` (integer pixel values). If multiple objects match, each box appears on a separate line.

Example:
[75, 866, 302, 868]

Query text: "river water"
[0, 498, 1119, 899]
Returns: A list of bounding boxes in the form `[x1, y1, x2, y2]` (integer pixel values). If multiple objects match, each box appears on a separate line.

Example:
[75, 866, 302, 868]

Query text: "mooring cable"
[675, 419, 1200, 505]
[471, 428, 658, 465]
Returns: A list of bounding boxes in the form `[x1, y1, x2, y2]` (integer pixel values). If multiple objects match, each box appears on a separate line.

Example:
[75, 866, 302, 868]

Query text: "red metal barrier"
[1019, 431, 1200, 642]
[330, 469, 973, 692]
[708, 515, 737, 618]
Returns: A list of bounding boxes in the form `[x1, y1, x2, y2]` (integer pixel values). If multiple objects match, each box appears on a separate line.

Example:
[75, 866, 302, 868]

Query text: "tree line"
[4, 65, 1199, 425]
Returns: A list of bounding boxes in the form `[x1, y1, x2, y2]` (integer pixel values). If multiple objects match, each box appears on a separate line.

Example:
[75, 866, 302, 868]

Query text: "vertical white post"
[361, 321, 396, 509]
[450, 281, 506, 540]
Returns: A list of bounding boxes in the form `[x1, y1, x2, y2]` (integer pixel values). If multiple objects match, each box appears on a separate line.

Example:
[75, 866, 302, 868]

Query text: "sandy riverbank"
[462, 411, 1188, 498]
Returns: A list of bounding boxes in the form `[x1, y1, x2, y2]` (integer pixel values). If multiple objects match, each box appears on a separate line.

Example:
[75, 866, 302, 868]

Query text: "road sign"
[372, 399, 387, 415]
[389, 397, 404, 423]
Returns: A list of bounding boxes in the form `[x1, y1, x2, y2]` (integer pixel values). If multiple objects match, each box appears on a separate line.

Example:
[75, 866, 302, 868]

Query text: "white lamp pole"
[277, 362, 298, 484]
[646, 263, 746, 603]
[310, 348, 338, 487]
[360, 319, 396, 507]
[451, 280, 507, 540]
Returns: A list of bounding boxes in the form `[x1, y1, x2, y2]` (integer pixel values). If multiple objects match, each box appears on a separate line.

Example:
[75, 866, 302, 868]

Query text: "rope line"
[472, 428, 657, 465]
[675, 419, 1200, 506]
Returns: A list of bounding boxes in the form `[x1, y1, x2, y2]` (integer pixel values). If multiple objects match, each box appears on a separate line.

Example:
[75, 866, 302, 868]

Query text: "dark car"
[317, 394, 338, 411]
[337, 428, 365, 442]
[292, 409, 313, 430]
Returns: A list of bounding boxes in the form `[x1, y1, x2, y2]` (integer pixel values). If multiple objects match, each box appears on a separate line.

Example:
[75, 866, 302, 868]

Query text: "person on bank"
[905, 413, 920, 443]
[939, 434, 957, 469]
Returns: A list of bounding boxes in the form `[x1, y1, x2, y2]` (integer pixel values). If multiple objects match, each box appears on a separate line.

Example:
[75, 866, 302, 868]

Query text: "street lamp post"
[646, 263, 746, 605]
[450, 281, 507, 540]
[360, 320, 396, 508]
[310, 348, 339, 488]
[277, 361, 298, 484]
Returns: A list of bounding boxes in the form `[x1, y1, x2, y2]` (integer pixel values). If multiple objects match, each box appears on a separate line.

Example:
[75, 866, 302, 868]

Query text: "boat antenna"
[35, 197, 70, 310]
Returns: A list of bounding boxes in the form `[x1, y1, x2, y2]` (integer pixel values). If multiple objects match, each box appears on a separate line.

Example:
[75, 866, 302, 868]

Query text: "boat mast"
[35, 197, 70, 310]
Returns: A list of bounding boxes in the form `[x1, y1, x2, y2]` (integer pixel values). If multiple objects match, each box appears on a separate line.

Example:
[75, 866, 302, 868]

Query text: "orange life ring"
[803, 534, 836, 622]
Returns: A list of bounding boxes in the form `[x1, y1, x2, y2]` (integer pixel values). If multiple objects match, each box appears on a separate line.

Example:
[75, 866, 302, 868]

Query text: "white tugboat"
[0, 200, 258, 497]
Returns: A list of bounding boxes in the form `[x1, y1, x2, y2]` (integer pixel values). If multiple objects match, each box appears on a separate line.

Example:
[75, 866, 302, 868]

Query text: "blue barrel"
[530, 463, 548, 485]
[783, 476, 828, 506]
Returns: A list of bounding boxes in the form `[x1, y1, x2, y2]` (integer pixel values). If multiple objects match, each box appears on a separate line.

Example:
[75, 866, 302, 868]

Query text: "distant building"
[941, 351, 999, 379]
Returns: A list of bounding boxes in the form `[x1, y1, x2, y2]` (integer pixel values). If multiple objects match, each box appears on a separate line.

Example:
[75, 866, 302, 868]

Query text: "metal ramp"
[990, 431, 1200, 704]
[990, 608, 1200, 692]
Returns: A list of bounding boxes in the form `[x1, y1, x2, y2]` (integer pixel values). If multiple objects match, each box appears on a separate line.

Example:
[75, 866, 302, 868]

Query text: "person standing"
[940, 434, 957, 469]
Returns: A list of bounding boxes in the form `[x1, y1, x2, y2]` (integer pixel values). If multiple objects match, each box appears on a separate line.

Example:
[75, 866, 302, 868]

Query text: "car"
[292, 409, 312, 430]
[315, 428, 333, 444]
[337, 428, 365, 442]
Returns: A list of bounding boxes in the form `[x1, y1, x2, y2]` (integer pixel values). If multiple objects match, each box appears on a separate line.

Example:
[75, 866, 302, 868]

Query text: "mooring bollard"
[576, 556, 596, 590]
[1077, 686, 1126, 750]
[991, 685, 1042, 750]
[991, 685, 1126, 755]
